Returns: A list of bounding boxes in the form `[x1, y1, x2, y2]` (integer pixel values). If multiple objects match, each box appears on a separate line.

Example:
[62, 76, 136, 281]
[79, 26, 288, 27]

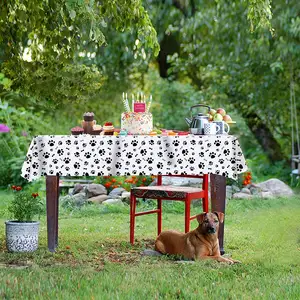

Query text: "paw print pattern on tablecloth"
[188, 157, 195, 164]
[167, 152, 175, 159]
[57, 149, 64, 156]
[89, 140, 97, 146]
[21, 135, 247, 181]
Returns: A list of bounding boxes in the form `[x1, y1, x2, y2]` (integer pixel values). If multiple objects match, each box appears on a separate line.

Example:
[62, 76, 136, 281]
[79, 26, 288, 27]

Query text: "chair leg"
[157, 199, 162, 235]
[202, 174, 209, 212]
[157, 175, 162, 186]
[185, 197, 191, 233]
[130, 193, 137, 244]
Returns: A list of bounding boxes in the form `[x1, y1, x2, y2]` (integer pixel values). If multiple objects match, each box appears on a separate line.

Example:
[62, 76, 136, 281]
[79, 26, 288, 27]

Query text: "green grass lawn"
[0, 190, 300, 299]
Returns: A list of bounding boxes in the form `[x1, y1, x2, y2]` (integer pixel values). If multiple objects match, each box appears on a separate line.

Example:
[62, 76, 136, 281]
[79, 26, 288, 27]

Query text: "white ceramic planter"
[5, 221, 39, 252]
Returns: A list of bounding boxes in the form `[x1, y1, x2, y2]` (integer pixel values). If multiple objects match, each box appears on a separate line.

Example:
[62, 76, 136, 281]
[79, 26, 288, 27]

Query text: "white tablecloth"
[21, 135, 247, 181]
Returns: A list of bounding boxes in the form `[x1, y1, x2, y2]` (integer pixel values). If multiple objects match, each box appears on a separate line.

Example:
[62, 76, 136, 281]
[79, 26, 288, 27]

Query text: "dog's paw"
[231, 259, 242, 264]
[218, 257, 234, 264]
[225, 259, 234, 265]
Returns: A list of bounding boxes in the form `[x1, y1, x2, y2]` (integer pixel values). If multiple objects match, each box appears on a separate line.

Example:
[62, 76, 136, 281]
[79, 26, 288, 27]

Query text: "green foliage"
[247, 158, 291, 183]
[0, 160, 11, 188]
[148, 72, 205, 130]
[8, 188, 43, 221]
[0, 73, 12, 90]
[247, 0, 273, 34]
[0, 99, 53, 186]
[158, 0, 299, 161]
[0, 0, 159, 104]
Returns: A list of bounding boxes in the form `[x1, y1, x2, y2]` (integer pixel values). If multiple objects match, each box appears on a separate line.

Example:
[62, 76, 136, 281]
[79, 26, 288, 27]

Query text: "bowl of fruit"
[208, 108, 236, 124]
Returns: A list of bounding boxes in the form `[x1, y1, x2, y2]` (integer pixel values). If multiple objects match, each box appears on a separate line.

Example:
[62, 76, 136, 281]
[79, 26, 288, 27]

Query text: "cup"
[204, 123, 220, 135]
[213, 121, 230, 134]
[82, 120, 96, 134]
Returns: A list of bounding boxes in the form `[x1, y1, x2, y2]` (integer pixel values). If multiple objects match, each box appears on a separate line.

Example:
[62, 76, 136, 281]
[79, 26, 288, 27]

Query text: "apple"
[209, 109, 216, 116]
[216, 108, 226, 116]
[213, 113, 223, 121]
[208, 114, 214, 122]
[223, 115, 232, 123]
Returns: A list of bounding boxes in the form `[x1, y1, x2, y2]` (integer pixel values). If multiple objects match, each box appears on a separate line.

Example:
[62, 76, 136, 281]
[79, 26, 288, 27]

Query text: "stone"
[72, 192, 88, 206]
[259, 191, 274, 199]
[249, 183, 260, 188]
[141, 249, 162, 257]
[102, 199, 124, 206]
[86, 184, 107, 198]
[232, 185, 241, 193]
[226, 186, 233, 199]
[108, 187, 126, 198]
[256, 179, 294, 197]
[241, 188, 251, 195]
[60, 192, 87, 207]
[73, 183, 84, 195]
[249, 187, 260, 195]
[121, 191, 130, 199]
[232, 192, 253, 199]
[60, 193, 87, 207]
[87, 195, 109, 204]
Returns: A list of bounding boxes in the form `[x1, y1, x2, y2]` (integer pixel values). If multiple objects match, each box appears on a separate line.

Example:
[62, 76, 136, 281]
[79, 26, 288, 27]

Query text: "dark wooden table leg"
[55, 176, 59, 247]
[46, 175, 59, 252]
[210, 174, 226, 255]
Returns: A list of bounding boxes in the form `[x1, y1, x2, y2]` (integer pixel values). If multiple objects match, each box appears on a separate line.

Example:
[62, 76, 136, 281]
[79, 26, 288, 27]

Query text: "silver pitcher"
[185, 104, 211, 135]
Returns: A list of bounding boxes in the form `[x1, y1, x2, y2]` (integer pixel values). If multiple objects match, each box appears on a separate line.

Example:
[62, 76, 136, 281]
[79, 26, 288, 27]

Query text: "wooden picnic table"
[21, 135, 247, 253]
[45, 174, 226, 253]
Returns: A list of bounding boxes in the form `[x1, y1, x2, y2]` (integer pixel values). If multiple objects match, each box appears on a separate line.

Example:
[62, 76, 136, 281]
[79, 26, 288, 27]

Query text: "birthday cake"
[121, 112, 153, 135]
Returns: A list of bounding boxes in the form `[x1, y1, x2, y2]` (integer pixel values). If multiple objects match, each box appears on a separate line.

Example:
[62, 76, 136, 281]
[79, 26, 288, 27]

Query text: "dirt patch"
[0, 239, 157, 270]
[0, 262, 32, 269]
[95, 238, 156, 266]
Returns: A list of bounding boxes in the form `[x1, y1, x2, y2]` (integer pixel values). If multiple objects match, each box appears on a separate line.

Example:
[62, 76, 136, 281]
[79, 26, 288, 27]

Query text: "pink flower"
[0, 124, 10, 133]
[22, 130, 28, 137]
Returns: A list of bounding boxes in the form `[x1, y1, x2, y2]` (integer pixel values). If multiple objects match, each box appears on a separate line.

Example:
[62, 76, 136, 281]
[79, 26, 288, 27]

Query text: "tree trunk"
[241, 110, 288, 162]
[157, 34, 180, 78]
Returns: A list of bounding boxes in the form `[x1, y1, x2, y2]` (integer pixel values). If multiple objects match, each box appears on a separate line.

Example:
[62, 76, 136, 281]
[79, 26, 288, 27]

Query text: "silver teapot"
[185, 104, 211, 135]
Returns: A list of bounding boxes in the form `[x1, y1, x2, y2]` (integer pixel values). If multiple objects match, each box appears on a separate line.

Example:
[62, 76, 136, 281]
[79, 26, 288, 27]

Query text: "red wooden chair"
[129, 174, 209, 244]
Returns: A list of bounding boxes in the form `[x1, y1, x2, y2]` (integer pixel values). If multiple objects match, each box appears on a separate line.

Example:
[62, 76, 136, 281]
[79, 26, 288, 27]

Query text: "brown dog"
[155, 212, 240, 264]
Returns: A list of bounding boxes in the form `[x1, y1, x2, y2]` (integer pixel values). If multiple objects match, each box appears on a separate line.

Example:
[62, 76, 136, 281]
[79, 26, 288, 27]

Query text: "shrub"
[8, 186, 43, 221]
[94, 175, 155, 193]
[0, 100, 52, 186]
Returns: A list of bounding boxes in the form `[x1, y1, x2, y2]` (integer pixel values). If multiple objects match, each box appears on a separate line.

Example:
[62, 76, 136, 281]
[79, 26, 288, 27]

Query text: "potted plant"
[5, 185, 43, 252]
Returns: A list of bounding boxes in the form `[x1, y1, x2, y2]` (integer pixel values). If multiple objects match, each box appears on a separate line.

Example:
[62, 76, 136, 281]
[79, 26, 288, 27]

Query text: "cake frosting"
[103, 125, 114, 131]
[102, 122, 114, 135]
[121, 112, 153, 135]
[92, 125, 102, 135]
[93, 125, 102, 131]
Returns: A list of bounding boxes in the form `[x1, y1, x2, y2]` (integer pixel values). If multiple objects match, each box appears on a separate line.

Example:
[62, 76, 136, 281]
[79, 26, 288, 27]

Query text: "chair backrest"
[157, 174, 206, 185]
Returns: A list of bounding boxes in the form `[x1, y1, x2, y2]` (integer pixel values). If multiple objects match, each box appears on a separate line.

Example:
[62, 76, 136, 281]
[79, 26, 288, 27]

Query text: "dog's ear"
[196, 213, 207, 224]
[213, 212, 224, 223]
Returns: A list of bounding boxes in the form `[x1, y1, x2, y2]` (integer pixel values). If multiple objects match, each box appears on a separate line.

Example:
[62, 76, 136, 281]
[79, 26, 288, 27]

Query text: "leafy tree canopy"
[152, 0, 299, 161]
[0, 0, 159, 105]
[0, 0, 278, 105]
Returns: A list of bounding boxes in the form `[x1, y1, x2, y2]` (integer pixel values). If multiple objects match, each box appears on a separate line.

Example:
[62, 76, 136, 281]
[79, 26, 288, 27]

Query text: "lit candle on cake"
[147, 95, 152, 112]
[120, 92, 153, 134]
[132, 94, 134, 112]
[122, 92, 130, 112]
